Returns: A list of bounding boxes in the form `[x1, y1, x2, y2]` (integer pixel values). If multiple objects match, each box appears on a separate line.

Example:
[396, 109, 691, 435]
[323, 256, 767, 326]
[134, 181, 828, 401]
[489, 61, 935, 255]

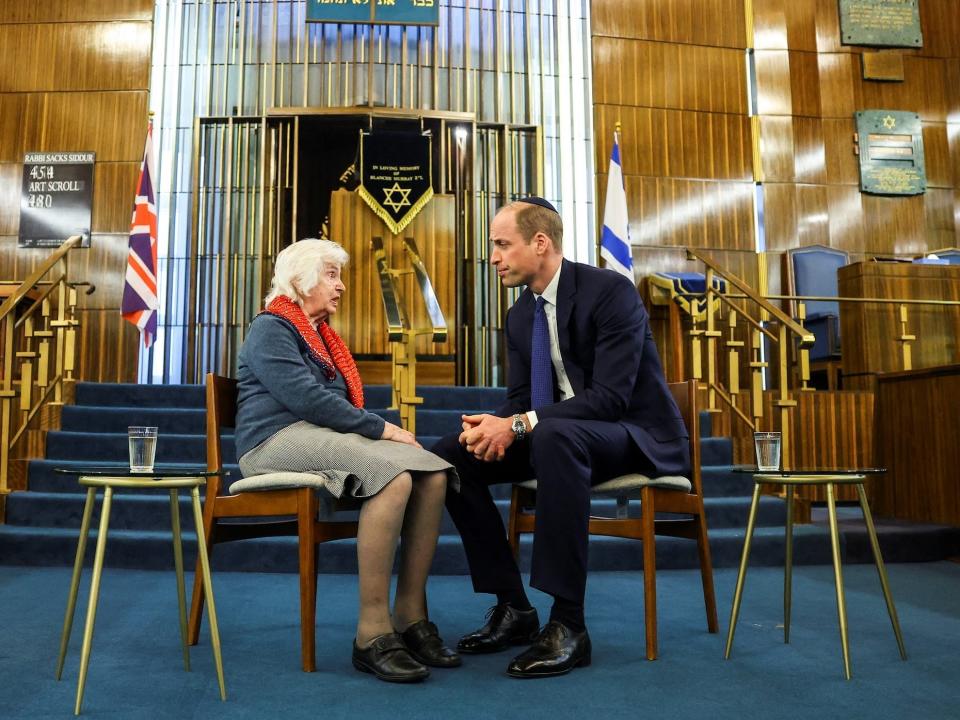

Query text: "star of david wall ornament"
[854, 110, 926, 196]
[358, 129, 434, 235]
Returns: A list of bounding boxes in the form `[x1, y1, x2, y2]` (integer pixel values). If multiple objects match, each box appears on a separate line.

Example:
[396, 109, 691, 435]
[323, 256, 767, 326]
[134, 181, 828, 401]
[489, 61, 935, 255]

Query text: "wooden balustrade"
[0, 236, 85, 506]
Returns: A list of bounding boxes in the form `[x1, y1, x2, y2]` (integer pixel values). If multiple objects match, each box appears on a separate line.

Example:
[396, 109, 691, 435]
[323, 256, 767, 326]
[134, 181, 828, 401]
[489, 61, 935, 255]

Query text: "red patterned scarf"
[262, 295, 364, 408]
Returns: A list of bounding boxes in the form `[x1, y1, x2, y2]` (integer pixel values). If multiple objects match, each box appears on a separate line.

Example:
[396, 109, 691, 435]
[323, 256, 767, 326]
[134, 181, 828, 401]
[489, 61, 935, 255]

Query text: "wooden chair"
[506, 380, 718, 660]
[187, 373, 360, 672]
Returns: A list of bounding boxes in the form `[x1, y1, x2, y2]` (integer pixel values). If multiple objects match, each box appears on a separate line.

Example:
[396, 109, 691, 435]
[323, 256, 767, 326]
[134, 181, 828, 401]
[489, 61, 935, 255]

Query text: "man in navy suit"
[432, 197, 688, 678]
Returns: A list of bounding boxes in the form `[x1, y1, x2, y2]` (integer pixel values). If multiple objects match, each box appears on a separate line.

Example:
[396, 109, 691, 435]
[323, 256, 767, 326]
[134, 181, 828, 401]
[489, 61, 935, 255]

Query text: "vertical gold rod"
[53, 279, 67, 404]
[400, 26, 408, 108]
[705, 268, 717, 411]
[464, 0, 471, 113]
[303, 13, 311, 106]
[237, 0, 246, 113]
[74, 485, 113, 716]
[187, 117, 203, 381]
[292, 116, 300, 243]
[724, 482, 763, 659]
[191, 486, 227, 700]
[826, 482, 852, 680]
[494, 0, 502, 123]
[220, 119, 236, 375]
[367, 4, 376, 108]
[56, 486, 96, 681]
[169, 489, 191, 672]
[855, 483, 907, 660]
[206, 0, 216, 117]
[783, 485, 794, 644]
[271, 0, 278, 107]
[778, 324, 791, 469]
[1, 303, 14, 493]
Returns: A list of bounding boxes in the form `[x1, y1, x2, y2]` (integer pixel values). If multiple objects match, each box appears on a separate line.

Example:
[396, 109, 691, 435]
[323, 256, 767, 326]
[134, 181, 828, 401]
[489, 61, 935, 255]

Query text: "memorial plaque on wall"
[19, 151, 94, 248]
[855, 111, 926, 195]
[307, 0, 439, 26]
[839, 0, 923, 47]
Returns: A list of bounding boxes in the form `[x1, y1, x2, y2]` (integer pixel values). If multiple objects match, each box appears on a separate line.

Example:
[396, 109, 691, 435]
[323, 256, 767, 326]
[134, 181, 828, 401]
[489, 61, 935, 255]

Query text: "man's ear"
[534, 231, 551, 254]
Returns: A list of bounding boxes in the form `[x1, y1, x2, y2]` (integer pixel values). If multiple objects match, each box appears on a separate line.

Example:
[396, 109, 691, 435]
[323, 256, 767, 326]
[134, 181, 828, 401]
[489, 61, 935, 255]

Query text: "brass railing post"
[897, 304, 914, 371]
[775, 324, 797, 470]
[704, 269, 721, 412]
[796, 301, 811, 391]
[0, 236, 84, 499]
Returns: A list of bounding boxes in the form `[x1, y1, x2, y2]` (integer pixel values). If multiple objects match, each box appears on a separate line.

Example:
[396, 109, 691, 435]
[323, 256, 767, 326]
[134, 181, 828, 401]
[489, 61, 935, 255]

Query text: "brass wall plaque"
[862, 51, 905, 81]
[839, 0, 923, 48]
[854, 110, 926, 195]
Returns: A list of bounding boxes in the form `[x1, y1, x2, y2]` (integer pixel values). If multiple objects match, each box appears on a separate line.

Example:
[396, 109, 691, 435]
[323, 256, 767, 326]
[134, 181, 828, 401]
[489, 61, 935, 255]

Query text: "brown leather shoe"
[457, 604, 540, 654]
[352, 633, 430, 683]
[506, 620, 591, 678]
[400, 620, 462, 668]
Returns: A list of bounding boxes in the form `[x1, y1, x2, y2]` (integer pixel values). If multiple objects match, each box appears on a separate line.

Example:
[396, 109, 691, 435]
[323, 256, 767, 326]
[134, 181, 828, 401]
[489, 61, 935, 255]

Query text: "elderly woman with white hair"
[234, 238, 459, 683]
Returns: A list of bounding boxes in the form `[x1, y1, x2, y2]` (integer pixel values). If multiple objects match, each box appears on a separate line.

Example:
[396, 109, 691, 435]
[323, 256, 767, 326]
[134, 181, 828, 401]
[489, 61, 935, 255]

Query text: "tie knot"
[535, 296, 546, 311]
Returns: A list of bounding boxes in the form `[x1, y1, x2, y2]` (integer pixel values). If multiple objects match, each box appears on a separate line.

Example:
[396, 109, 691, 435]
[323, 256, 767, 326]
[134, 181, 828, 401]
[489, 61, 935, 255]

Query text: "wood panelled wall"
[593, 0, 755, 276]
[0, 0, 153, 382]
[754, 0, 960, 268]
[592, 0, 960, 295]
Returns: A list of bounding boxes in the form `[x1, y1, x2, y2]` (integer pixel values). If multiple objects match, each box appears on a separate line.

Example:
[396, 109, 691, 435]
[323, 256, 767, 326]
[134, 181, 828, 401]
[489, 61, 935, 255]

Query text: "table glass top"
[732, 466, 885, 475]
[54, 466, 222, 478]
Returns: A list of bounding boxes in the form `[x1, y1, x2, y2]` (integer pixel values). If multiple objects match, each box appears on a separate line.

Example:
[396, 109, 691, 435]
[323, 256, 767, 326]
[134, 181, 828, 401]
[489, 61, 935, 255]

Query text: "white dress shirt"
[527, 263, 575, 429]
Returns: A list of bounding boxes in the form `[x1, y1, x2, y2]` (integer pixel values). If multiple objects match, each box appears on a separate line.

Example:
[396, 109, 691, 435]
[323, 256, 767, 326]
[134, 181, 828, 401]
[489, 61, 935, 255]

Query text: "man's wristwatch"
[511, 413, 526, 441]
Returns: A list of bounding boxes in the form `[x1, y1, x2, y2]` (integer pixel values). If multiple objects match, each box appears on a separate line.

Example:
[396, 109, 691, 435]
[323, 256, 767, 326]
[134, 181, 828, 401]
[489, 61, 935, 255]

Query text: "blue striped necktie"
[531, 296, 552, 409]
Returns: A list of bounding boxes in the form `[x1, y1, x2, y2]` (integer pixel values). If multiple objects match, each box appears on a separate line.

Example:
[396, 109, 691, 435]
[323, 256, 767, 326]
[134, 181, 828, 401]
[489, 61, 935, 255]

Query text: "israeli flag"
[600, 131, 633, 282]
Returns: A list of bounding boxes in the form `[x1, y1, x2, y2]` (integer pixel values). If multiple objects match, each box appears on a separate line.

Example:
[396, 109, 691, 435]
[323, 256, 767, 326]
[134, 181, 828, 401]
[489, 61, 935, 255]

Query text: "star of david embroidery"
[382, 182, 412, 213]
[882, 115, 897, 130]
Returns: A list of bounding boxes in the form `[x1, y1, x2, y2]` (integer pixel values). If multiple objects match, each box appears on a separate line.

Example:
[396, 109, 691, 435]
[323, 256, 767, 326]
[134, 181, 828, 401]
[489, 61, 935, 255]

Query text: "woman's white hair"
[264, 238, 349, 307]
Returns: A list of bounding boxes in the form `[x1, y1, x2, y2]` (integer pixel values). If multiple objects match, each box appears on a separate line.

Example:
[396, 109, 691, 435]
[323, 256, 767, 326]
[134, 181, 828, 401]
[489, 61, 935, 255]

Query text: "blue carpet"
[1, 563, 958, 719]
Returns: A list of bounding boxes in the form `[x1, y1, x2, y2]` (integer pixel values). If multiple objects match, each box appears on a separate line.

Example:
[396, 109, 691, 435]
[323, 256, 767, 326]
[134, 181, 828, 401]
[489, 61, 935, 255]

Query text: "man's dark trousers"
[435, 417, 646, 606]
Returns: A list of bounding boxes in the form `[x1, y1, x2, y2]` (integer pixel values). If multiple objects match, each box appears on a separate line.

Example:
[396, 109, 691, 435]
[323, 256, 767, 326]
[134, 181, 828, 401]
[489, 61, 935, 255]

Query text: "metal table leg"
[855, 483, 907, 660]
[826, 483, 852, 680]
[57, 487, 96, 681]
[724, 482, 763, 659]
[75, 486, 114, 714]
[170, 489, 191, 671]
[191, 487, 226, 701]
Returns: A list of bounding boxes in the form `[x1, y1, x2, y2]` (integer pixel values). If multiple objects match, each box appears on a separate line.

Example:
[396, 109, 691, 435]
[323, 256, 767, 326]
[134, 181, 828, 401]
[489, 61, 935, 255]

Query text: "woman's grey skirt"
[238, 420, 457, 499]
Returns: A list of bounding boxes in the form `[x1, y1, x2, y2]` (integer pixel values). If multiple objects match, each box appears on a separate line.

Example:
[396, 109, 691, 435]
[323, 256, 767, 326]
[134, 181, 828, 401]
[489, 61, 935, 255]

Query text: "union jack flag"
[121, 119, 159, 348]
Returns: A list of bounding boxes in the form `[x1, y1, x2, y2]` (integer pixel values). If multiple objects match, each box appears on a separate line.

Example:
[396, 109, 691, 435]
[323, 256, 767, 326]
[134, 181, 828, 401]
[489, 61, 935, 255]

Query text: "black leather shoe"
[506, 620, 591, 678]
[457, 604, 540, 654]
[400, 620, 462, 668]
[352, 633, 430, 683]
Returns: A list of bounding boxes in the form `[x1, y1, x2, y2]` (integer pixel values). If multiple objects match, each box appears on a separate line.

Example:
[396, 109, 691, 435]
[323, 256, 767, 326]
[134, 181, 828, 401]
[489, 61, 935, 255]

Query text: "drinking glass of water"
[753, 432, 781, 472]
[128, 426, 158, 473]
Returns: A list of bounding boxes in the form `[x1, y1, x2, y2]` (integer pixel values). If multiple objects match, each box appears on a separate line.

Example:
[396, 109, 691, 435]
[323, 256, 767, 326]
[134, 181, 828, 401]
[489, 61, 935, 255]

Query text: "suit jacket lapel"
[555, 260, 582, 392]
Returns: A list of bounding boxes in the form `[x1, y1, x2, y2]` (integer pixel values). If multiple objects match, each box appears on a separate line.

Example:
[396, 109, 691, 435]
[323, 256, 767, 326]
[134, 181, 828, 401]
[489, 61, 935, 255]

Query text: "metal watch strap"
[511, 413, 526, 441]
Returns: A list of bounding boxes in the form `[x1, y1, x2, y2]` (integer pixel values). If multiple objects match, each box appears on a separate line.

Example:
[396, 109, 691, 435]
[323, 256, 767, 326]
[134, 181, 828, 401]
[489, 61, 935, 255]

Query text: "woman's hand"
[381, 421, 422, 448]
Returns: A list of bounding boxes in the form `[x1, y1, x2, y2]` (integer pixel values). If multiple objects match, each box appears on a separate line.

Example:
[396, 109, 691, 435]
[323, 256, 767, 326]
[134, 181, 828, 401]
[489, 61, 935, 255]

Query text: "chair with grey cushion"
[786, 245, 849, 389]
[506, 380, 718, 660]
[187, 373, 359, 672]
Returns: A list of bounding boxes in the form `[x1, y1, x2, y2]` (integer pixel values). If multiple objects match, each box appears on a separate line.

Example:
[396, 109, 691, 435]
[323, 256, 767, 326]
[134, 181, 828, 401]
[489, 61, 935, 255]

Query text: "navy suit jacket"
[496, 259, 689, 477]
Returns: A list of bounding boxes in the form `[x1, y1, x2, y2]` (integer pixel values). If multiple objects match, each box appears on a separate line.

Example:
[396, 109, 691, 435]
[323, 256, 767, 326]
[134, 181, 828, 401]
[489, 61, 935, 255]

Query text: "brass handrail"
[0, 237, 80, 323]
[686, 249, 814, 346]
[684, 248, 810, 469]
[1, 236, 85, 502]
[370, 236, 447, 434]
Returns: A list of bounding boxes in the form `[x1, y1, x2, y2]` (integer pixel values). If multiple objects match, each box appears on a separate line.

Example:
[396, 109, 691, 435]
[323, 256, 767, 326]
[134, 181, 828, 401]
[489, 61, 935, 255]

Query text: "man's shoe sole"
[505, 653, 592, 679]
[457, 629, 541, 655]
[352, 657, 430, 683]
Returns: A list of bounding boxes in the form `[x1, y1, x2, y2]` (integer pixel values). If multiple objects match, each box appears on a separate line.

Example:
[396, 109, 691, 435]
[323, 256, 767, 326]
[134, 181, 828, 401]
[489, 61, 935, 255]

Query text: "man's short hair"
[503, 201, 563, 252]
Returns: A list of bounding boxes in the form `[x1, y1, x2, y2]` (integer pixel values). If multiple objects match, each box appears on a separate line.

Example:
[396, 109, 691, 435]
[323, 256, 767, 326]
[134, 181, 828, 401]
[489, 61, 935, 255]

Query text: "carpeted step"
[3, 519, 957, 574]
[700, 437, 733, 466]
[4, 490, 787, 535]
[75, 382, 206, 408]
[61, 406, 208, 434]
[701, 466, 756, 497]
[699, 410, 713, 438]
[44, 431, 213, 464]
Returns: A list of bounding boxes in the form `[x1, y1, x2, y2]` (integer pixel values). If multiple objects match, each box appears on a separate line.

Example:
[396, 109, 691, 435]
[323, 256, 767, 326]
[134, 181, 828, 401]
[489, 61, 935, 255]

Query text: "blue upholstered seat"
[789, 245, 849, 361]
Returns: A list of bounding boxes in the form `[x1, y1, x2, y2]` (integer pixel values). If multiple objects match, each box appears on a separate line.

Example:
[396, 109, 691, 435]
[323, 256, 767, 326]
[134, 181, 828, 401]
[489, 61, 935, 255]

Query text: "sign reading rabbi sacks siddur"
[358, 130, 434, 235]
[854, 111, 926, 196]
[306, 0, 439, 26]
